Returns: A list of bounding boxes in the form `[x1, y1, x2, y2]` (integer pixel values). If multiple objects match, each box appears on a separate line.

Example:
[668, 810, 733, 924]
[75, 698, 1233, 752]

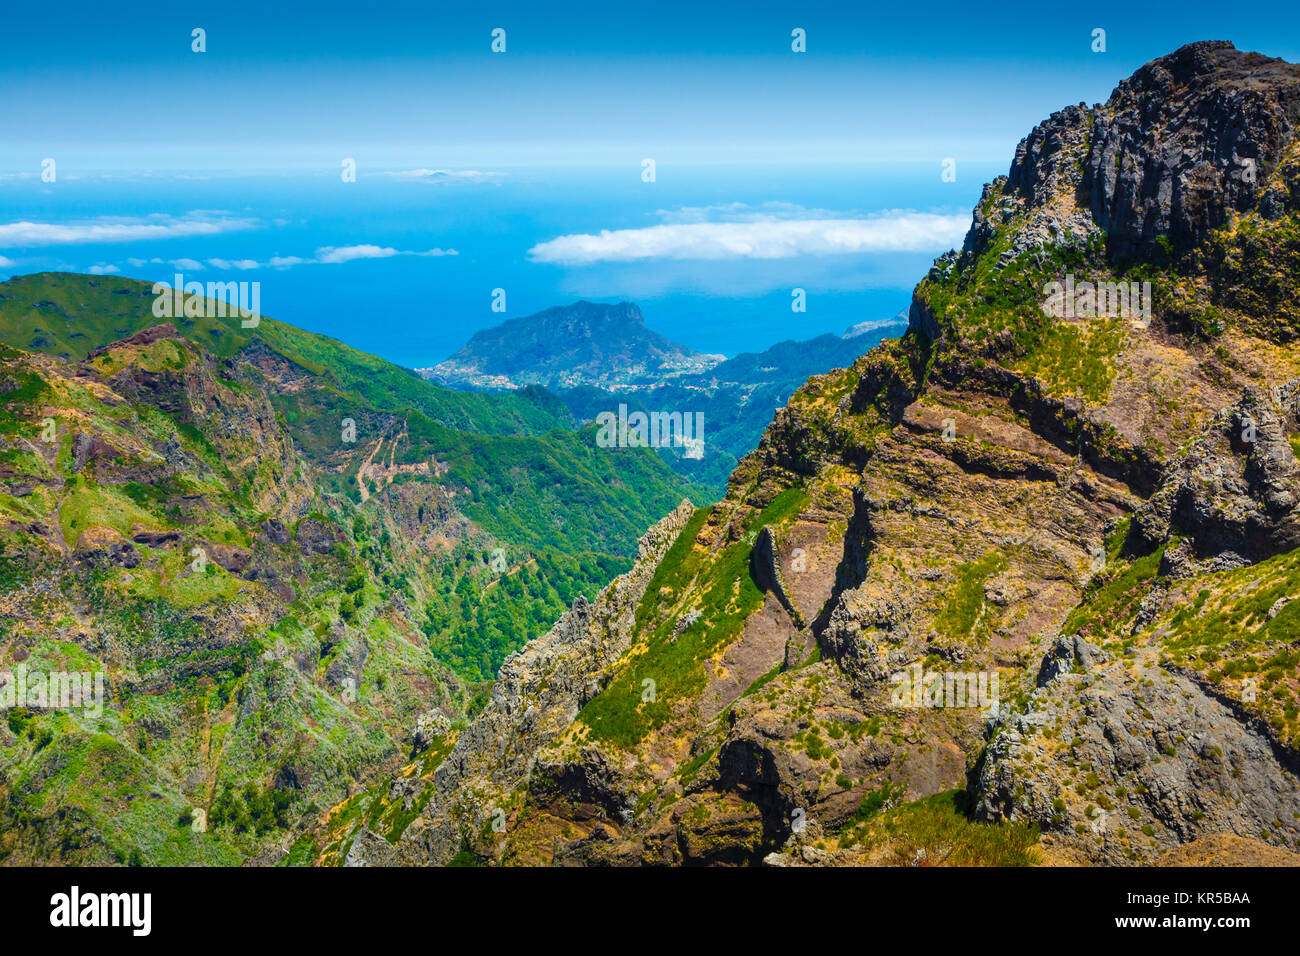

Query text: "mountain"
[337, 41, 1300, 868]
[420, 300, 725, 390]
[0, 273, 704, 864]
[844, 311, 910, 339]
[1, 273, 570, 441]
[428, 301, 909, 491]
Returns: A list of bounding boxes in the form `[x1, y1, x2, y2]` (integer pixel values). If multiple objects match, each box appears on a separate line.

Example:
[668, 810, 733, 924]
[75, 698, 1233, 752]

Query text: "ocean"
[0, 160, 1004, 366]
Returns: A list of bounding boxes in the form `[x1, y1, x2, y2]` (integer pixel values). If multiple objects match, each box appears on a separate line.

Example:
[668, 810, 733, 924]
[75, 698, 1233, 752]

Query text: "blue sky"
[5, 0, 1294, 169]
[1, 1, 1295, 365]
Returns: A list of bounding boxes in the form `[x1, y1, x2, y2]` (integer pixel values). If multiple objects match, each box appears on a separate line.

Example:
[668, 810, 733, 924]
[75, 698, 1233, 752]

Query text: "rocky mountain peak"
[1113, 40, 1282, 103]
[970, 40, 1300, 271]
[1092, 40, 1300, 260]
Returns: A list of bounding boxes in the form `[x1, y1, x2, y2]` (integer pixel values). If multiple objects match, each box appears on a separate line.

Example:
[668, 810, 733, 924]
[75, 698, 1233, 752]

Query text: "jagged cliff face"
[366, 42, 1300, 867]
[998, 42, 1300, 265]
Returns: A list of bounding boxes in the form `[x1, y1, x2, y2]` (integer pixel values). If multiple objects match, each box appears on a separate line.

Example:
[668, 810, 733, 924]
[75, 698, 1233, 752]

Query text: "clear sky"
[4, 0, 1297, 171]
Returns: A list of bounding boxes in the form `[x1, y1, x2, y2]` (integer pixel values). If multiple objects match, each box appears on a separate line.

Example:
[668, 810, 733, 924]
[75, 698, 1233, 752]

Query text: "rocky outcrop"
[411, 711, 451, 754]
[73, 526, 140, 568]
[295, 515, 343, 556]
[1132, 383, 1300, 560]
[749, 526, 803, 628]
[957, 42, 1300, 275]
[1090, 41, 1300, 261]
[394, 501, 696, 865]
[1035, 633, 1113, 686]
[976, 637, 1300, 864]
[85, 322, 183, 359]
[343, 828, 398, 867]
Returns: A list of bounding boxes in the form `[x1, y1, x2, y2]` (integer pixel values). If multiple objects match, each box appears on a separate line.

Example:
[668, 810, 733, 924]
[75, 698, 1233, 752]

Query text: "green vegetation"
[577, 487, 807, 748]
[1152, 546, 1300, 745]
[0, 271, 707, 866]
[1062, 537, 1165, 642]
[1206, 188, 1300, 341]
[833, 789, 1040, 866]
[208, 783, 295, 836]
[409, 416, 708, 557]
[1016, 318, 1128, 404]
[0, 273, 570, 438]
[423, 550, 629, 682]
[934, 549, 1008, 643]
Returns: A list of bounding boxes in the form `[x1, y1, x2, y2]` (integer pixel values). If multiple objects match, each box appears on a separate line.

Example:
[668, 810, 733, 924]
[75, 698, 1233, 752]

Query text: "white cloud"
[88, 263, 120, 274]
[0, 212, 257, 247]
[315, 244, 400, 264]
[374, 168, 498, 183]
[96, 245, 458, 278]
[0, 256, 13, 268]
[191, 246, 458, 271]
[528, 211, 969, 265]
[125, 257, 206, 271]
[206, 258, 260, 271]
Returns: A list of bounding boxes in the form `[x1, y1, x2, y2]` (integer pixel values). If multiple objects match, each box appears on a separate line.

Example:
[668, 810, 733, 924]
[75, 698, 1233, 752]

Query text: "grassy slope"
[0, 272, 570, 437]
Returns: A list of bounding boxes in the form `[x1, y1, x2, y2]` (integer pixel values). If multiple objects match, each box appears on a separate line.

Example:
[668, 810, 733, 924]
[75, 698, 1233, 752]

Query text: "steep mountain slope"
[368, 41, 1300, 868]
[422, 300, 724, 390]
[0, 328, 413, 864]
[0, 276, 702, 864]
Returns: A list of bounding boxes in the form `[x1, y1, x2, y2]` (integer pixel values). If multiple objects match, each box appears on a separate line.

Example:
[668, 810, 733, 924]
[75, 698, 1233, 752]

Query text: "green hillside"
[0, 272, 571, 437]
[0, 272, 703, 865]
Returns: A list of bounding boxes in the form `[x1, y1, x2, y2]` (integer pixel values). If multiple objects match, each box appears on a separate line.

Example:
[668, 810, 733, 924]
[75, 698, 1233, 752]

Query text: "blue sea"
[0, 162, 1003, 367]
